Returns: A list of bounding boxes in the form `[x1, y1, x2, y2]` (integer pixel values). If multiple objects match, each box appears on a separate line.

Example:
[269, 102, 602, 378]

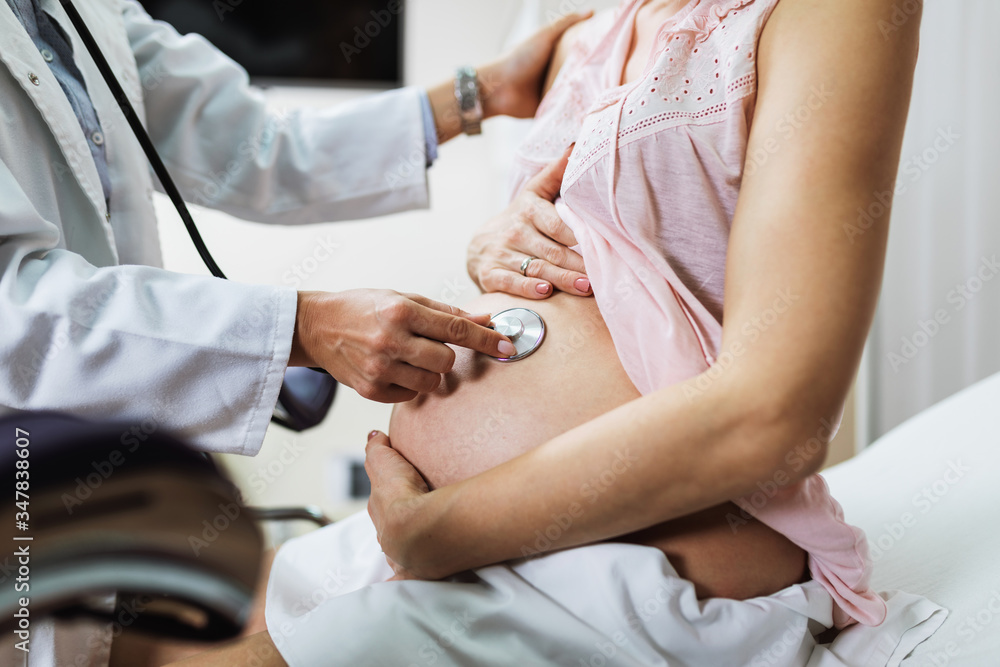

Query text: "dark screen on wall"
[140, 0, 403, 86]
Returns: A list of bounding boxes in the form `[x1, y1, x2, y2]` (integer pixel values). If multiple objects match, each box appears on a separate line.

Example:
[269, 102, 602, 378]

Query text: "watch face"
[459, 78, 478, 111]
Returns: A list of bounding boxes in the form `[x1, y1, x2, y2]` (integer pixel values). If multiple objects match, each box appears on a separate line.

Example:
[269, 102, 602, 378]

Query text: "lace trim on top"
[515, 0, 767, 191]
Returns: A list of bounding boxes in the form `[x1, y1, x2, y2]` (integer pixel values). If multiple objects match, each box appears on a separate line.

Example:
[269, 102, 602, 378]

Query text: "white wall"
[155, 0, 618, 537]
[857, 0, 1000, 445]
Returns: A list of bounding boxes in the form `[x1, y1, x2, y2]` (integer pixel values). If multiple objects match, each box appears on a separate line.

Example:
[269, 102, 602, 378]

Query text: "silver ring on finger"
[520, 256, 538, 277]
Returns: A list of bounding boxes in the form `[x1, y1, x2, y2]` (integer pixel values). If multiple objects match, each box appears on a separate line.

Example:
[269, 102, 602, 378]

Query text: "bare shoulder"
[542, 16, 596, 96]
[751, 0, 921, 180]
[759, 0, 921, 83]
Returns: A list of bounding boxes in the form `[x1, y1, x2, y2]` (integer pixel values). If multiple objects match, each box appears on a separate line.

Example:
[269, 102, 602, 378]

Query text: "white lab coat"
[0, 0, 430, 455]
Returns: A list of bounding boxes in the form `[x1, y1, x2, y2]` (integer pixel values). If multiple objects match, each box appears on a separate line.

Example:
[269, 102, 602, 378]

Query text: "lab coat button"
[40, 49, 54, 63]
[28, 73, 40, 86]
[91, 131, 104, 146]
[105, 212, 111, 222]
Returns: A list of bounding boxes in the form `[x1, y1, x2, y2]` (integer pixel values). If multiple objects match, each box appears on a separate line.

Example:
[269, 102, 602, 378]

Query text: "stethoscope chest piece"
[491, 308, 546, 362]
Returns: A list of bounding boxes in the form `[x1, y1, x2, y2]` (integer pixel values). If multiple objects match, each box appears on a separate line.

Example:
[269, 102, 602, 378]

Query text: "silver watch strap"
[455, 66, 483, 136]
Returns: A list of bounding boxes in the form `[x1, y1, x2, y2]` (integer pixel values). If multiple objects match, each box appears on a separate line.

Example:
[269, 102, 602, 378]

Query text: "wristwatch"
[455, 66, 483, 136]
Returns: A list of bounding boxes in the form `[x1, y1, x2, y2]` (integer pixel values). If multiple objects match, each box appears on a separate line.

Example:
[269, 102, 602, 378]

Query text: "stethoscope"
[490, 308, 547, 362]
[59, 0, 551, 371]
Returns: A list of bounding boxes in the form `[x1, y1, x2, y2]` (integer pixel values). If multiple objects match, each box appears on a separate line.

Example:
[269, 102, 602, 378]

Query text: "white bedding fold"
[265, 511, 945, 666]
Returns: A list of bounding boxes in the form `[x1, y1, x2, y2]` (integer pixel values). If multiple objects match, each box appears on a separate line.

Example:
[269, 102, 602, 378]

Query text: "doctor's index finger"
[403, 294, 492, 326]
[409, 302, 514, 358]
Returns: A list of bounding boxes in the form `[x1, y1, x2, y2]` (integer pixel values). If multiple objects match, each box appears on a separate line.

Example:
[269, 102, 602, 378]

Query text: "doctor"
[0, 0, 589, 455]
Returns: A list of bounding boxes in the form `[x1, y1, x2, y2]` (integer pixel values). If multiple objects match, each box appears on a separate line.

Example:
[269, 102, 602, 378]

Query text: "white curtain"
[858, 0, 1000, 444]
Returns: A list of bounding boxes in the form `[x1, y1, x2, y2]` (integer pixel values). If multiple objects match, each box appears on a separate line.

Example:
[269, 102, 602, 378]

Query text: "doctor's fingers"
[402, 336, 457, 375]
[356, 381, 419, 404]
[383, 362, 444, 395]
[402, 294, 493, 327]
[407, 301, 515, 358]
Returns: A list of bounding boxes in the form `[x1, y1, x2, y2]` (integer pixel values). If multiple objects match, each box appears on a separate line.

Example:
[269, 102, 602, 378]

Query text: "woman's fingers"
[365, 431, 430, 524]
[480, 268, 554, 300]
[477, 232, 590, 296]
[466, 149, 589, 298]
[365, 431, 412, 480]
[521, 256, 591, 295]
[524, 194, 580, 250]
[524, 145, 573, 204]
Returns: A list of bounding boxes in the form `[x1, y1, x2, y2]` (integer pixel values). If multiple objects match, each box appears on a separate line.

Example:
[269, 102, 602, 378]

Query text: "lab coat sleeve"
[0, 156, 295, 456]
[122, 0, 430, 224]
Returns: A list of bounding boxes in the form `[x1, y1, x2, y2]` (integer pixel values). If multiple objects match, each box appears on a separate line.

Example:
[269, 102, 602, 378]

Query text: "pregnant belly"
[390, 292, 806, 600]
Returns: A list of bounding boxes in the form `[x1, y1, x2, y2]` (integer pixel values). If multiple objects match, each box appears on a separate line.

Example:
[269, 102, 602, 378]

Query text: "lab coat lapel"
[43, 0, 146, 123]
[0, 1, 110, 226]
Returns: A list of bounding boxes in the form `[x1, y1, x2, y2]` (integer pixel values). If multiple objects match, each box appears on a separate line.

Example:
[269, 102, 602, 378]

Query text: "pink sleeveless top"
[509, 0, 886, 628]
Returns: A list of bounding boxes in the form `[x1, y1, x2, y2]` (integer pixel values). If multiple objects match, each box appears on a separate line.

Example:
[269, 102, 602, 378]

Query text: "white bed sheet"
[823, 372, 1000, 666]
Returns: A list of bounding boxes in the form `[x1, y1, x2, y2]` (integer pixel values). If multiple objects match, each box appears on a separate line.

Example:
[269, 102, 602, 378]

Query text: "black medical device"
[58, 0, 336, 431]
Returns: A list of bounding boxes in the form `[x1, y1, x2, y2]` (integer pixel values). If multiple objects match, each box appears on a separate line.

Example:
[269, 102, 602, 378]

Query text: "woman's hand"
[467, 150, 591, 299]
[479, 11, 594, 120]
[364, 430, 436, 579]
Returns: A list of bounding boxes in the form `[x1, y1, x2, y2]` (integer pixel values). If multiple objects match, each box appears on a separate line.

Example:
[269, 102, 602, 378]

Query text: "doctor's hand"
[290, 290, 514, 403]
[426, 12, 592, 142]
[467, 149, 590, 299]
[478, 10, 594, 120]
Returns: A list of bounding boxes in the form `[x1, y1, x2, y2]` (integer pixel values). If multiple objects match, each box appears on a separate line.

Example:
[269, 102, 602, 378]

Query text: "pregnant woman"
[179, 0, 928, 664]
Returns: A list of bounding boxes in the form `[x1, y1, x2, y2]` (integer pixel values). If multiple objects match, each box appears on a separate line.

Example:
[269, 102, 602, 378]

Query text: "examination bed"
[2, 371, 999, 664]
[823, 371, 1000, 665]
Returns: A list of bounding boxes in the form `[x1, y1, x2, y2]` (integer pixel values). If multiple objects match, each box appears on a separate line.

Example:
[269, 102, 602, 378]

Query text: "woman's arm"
[367, 0, 922, 578]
